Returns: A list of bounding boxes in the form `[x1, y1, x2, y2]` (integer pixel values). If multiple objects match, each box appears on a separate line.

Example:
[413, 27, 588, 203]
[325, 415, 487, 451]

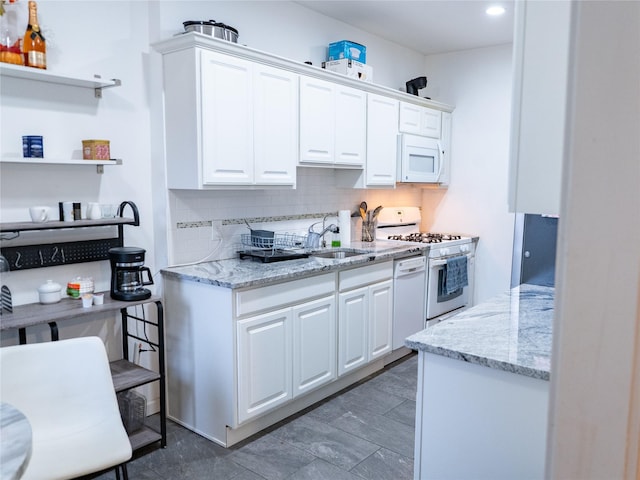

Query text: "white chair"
[0, 336, 132, 480]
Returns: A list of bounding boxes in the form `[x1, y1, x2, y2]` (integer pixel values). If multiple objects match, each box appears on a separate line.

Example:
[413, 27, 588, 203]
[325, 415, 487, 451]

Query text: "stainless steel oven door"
[426, 254, 470, 319]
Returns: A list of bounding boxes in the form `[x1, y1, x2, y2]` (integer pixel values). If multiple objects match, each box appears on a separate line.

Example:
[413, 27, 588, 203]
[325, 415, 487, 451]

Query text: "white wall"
[0, 1, 155, 344]
[420, 44, 515, 303]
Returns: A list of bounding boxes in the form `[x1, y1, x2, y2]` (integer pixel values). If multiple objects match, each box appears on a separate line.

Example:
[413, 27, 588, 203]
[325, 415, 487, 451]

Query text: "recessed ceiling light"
[486, 5, 506, 16]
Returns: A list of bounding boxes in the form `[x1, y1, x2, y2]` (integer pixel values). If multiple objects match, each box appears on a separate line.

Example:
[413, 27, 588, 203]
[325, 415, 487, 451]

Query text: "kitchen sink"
[310, 248, 368, 260]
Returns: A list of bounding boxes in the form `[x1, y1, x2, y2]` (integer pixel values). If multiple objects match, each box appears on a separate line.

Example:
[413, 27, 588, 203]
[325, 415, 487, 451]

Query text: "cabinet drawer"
[339, 261, 393, 292]
[236, 273, 335, 317]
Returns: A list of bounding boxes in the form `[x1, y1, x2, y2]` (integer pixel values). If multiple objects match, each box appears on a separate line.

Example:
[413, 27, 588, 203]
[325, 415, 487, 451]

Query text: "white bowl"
[38, 280, 62, 304]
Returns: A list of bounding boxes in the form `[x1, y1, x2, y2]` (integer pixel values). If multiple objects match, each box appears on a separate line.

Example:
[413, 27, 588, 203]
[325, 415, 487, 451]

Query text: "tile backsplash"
[168, 168, 422, 265]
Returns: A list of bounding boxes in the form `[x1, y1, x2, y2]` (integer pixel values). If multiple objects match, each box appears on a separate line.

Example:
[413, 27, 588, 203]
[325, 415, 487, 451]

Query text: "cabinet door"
[508, 0, 571, 215]
[200, 50, 254, 185]
[292, 295, 337, 397]
[368, 280, 393, 360]
[399, 102, 442, 139]
[338, 287, 368, 376]
[254, 64, 298, 185]
[439, 111, 452, 186]
[236, 308, 292, 423]
[399, 102, 422, 135]
[421, 107, 442, 139]
[299, 76, 335, 164]
[366, 94, 399, 186]
[334, 85, 366, 166]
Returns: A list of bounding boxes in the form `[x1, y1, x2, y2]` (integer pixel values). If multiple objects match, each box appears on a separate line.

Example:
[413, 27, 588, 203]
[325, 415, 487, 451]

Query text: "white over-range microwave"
[397, 133, 443, 183]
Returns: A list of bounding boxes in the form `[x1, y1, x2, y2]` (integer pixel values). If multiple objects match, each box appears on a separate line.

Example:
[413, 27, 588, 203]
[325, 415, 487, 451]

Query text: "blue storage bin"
[328, 40, 366, 63]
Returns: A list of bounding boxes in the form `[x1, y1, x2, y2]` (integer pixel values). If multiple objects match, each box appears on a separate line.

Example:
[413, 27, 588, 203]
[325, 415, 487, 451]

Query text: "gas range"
[375, 207, 473, 256]
[375, 206, 476, 322]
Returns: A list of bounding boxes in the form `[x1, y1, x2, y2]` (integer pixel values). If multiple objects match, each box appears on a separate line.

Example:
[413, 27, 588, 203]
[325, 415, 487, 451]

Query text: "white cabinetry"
[508, 0, 572, 214]
[438, 111, 452, 186]
[162, 48, 297, 188]
[399, 102, 442, 139]
[299, 75, 366, 167]
[338, 262, 393, 376]
[292, 296, 337, 398]
[236, 293, 337, 424]
[163, 272, 344, 447]
[237, 308, 292, 423]
[365, 94, 399, 186]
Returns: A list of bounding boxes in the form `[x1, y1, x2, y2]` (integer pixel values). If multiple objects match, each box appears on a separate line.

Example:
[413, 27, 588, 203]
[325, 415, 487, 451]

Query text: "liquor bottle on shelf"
[23, 0, 46, 69]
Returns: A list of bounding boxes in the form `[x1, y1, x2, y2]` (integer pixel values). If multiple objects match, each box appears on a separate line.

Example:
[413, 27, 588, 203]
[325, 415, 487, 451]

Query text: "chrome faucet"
[305, 215, 339, 249]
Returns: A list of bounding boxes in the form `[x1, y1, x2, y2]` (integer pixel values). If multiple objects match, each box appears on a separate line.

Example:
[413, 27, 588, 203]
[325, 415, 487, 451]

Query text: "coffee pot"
[108, 246, 153, 301]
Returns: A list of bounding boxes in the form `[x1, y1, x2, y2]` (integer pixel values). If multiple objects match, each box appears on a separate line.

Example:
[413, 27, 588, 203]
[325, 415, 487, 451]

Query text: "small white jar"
[38, 280, 62, 304]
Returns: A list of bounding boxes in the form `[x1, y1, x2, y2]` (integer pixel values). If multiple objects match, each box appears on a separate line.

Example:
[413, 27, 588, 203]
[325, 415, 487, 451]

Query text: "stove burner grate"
[387, 232, 462, 243]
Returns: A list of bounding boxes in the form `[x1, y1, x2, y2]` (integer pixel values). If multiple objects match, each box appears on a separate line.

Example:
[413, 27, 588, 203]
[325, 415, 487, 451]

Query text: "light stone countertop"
[160, 240, 427, 289]
[405, 284, 554, 380]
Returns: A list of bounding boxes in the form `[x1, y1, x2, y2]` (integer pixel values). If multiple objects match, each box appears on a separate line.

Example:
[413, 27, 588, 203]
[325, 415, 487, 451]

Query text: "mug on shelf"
[87, 202, 102, 220]
[29, 206, 50, 222]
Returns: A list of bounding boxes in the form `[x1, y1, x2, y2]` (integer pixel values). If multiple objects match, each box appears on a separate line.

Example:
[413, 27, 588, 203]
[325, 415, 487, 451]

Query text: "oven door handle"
[430, 254, 471, 267]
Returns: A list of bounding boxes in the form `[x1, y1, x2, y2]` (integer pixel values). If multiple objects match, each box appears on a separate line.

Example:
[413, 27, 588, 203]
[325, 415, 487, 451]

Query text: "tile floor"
[97, 352, 418, 480]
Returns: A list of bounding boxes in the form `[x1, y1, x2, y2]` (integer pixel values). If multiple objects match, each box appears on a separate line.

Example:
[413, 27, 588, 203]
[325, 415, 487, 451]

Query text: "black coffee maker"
[109, 247, 153, 301]
[406, 76, 427, 96]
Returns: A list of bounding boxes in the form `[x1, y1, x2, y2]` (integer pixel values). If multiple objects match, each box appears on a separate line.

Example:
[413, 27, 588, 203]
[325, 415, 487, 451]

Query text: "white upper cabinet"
[438, 111, 452, 186]
[162, 48, 297, 188]
[366, 94, 399, 187]
[155, 34, 454, 190]
[399, 102, 442, 139]
[508, 0, 572, 214]
[253, 64, 299, 185]
[200, 52, 254, 185]
[299, 75, 366, 167]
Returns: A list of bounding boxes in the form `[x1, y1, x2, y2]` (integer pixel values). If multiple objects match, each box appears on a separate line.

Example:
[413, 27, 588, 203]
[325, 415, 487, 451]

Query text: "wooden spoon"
[359, 201, 368, 220]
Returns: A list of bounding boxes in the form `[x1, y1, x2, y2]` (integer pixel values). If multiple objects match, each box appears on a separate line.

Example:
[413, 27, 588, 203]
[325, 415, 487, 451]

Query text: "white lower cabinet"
[235, 275, 337, 424]
[237, 294, 337, 424]
[163, 264, 394, 448]
[338, 287, 368, 374]
[292, 296, 337, 398]
[338, 262, 393, 376]
[368, 279, 394, 360]
[236, 308, 293, 424]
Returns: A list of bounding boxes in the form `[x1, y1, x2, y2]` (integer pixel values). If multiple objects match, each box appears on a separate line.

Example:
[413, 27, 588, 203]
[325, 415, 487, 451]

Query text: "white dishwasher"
[392, 255, 427, 350]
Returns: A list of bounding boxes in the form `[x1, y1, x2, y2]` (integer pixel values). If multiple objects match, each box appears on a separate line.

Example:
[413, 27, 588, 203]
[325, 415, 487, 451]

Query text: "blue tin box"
[328, 40, 366, 64]
[22, 135, 44, 158]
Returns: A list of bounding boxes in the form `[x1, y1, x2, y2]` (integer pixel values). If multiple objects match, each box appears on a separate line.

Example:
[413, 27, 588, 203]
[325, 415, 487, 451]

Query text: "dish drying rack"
[238, 233, 310, 263]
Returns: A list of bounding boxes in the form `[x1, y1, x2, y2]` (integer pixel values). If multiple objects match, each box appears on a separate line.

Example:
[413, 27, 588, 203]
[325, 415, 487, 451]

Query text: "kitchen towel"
[444, 256, 468, 295]
[339, 210, 351, 246]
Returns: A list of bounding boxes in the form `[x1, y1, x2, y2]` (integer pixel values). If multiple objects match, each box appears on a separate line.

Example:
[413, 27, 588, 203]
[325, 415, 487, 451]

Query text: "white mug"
[87, 202, 102, 220]
[29, 206, 50, 222]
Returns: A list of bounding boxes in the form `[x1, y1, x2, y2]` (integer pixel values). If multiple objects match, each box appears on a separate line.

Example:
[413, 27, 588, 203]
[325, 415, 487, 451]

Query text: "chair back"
[1, 336, 132, 480]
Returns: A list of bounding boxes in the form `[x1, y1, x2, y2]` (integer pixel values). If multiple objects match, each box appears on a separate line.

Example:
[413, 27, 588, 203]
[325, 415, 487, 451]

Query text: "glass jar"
[0, 1, 26, 65]
[361, 221, 375, 242]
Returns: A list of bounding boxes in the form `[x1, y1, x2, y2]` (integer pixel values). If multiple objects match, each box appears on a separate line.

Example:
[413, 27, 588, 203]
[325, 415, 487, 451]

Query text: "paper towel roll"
[339, 210, 351, 246]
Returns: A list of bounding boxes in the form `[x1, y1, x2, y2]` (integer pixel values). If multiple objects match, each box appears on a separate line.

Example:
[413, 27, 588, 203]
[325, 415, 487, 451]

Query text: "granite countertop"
[160, 240, 427, 289]
[406, 284, 554, 380]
